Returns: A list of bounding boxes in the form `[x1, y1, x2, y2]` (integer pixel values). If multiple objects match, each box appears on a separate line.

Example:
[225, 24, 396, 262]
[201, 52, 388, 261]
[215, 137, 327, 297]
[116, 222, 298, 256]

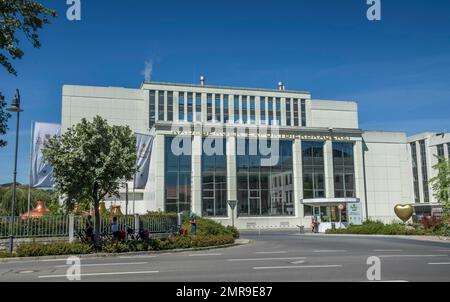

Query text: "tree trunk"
[93, 199, 101, 250]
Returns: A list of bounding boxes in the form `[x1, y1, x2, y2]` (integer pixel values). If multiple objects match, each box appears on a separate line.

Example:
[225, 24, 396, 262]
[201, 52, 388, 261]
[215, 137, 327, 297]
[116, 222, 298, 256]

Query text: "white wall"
[363, 131, 413, 223]
[309, 100, 358, 129]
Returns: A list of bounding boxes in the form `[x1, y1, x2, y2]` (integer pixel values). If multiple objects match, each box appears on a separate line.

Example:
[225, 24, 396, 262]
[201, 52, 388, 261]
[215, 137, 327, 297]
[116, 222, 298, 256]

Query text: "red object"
[20, 201, 50, 220]
[118, 230, 126, 240]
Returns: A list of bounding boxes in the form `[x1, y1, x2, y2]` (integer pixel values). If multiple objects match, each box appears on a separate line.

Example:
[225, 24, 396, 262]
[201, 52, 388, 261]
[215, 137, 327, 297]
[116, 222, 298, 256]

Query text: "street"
[0, 231, 449, 282]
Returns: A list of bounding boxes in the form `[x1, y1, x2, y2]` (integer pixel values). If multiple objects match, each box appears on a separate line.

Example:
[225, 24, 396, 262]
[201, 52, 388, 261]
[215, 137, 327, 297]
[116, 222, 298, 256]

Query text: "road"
[0, 231, 449, 282]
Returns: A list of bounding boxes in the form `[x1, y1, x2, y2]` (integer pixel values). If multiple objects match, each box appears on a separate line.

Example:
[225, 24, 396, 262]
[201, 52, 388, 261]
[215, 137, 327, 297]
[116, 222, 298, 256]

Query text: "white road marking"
[373, 249, 404, 252]
[436, 250, 450, 252]
[428, 262, 450, 265]
[38, 270, 159, 279]
[314, 250, 347, 253]
[378, 254, 448, 258]
[290, 260, 305, 264]
[228, 257, 306, 262]
[188, 253, 222, 257]
[253, 265, 342, 270]
[255, 251, 287, 254]
[55, 262, 148, 268]
[119, 255, 158, 259]
[40, 259, 70, 262]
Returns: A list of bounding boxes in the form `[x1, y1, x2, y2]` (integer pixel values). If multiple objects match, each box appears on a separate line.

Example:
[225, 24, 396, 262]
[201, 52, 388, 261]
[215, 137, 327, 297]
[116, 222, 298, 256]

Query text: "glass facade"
[301, 99, 306, 127]
[234, 96, 240, 123]
[178, 92, 185, 121]
[237, 139, 294, 216]
[293, 99, 299, 127]
[260, 97, 266, 125]
[165, 137, 192, 213]
[333, 142, 355, 198]
[195, 93, 202, 122]
[437, 144, 445, 158]
[268, 97, 274, 125]
[215, 94, 221, 122]
[158, 90, 165, 121]
[242, 96, 248, 124]
[202, 139, 227, 217]
[419, 140, 429, 203]
[275, 98, 281, 126]
[249, 96, 255, 124]
[410, 142, 420, 203]
[149, 90, 156, 128]
[223, 95, 229, 123]
[167, 91, 173, 121]
[302, 141, 325, 199]
[207, 94, 213, 122]
[286, 98, 291, 126]
[187, 92, 193, 122]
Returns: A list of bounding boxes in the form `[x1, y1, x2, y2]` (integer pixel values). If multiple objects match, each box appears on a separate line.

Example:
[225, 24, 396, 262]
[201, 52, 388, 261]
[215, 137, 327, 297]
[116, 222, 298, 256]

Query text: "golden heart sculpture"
[394, 204, 414, 222]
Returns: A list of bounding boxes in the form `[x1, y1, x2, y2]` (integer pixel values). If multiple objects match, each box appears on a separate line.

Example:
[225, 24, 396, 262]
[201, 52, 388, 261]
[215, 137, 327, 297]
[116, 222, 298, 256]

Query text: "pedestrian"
[111, 216, 120, 240]
[190, 213, 197, 236]
[85, 215, 94, 242]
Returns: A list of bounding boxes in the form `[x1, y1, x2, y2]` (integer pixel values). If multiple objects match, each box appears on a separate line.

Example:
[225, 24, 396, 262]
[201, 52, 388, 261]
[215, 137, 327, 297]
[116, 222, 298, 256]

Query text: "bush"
[226, 226, 240, 239]
[157, 235, 234, 250]
[16, 241, 93, 257]
[0, 251, 16, 258]
[101, 241, 129, 253]
[325, 220, 439, 235]
[181, 216, 240, 238]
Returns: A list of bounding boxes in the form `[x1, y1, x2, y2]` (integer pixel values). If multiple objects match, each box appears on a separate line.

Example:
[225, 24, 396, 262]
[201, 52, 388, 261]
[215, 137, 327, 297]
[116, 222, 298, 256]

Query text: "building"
[61, 79, 449, 230]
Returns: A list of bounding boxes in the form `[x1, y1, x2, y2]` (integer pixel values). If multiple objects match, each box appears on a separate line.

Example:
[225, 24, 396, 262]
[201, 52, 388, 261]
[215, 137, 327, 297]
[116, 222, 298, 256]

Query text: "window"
[242, 96, 248, 124]
[410, 142, 420, 203]
[419, 140, 429, 203]
[237, 139, 294, 216]
[249, 96, 255, 124]
[293, 99, 299, 127]
[268, 97, 274, 125]
[149, 90, 156, 128]
[302, 141, 325, 199]
[260, 97, 266, 125]
[195, 93, 202, 122]
[223, 95, 229, 124]
[301, 99, 306, 127]
[437, 144, 445, 159]
[333, 142, 355, 198]
[215, 94, 221, 122]
[187, 93, 193, 122]
[178, 92, 185, 121]
[158, 91, 165, 121]
[207, 94, 213, 122]
[167, 91, 174, 121]
[165, 137, 192, 213]
[275, 98, 281, 126]
[202, 138, 227, 217]
[286, 98, 291, 126]
[234, 96, 240, 123]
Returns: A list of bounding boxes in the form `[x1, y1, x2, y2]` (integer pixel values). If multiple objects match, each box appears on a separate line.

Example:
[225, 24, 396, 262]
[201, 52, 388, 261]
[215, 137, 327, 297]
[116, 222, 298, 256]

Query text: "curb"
[299, 233, 450, 243]
[0, 239, 251, 263]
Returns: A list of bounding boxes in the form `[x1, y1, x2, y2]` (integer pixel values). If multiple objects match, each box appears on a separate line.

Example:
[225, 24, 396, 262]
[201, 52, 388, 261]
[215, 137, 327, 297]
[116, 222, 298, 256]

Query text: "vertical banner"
[134, 132, 155, 189]
[30, 122, 61, 188]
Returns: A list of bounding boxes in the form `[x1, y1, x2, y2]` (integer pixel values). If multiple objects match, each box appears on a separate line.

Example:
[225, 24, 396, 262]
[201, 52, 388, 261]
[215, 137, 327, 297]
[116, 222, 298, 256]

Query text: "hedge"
[326, 220, 444, 235]
[181, 216, 240, 239]
[15, 242, 94, 257]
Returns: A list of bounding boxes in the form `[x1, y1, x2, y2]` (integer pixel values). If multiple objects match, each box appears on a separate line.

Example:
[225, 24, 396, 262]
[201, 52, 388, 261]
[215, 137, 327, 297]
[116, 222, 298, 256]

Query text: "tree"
[1, 0, 56, 75]
[429, 156, 450, 217]
[0, 0, 56, 146]
[42, 116, 137, 248]
[0, 93, 11, 147]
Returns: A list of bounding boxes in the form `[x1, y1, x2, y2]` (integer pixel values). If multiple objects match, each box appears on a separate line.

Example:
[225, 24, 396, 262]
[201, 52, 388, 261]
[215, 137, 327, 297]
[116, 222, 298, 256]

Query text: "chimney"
[278, 82, 285, 91]
[200, 75, 206, 86]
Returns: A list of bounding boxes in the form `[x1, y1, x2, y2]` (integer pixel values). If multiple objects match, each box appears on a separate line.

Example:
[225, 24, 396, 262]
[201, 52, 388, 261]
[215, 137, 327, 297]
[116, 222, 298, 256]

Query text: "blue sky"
[1, 0, 449, 184]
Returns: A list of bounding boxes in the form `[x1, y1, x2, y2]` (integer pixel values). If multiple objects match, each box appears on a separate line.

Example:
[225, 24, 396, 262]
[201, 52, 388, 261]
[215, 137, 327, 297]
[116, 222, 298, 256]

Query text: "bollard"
[68, 214, 74, 243]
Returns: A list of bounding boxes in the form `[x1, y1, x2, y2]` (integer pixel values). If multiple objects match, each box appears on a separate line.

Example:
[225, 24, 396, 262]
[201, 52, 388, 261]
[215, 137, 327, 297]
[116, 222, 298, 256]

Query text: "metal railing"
[0, 214, 178, 240]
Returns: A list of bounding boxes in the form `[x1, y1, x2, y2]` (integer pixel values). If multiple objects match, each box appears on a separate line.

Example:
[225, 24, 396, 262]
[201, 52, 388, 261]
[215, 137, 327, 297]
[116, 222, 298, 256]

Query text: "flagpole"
[133, 174, 136, 215]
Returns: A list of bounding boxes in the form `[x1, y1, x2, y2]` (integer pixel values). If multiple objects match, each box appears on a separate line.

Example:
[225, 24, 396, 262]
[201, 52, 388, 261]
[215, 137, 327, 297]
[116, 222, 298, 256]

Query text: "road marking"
[290, 260, 305, 264]
[255, 251, 287, 254]
[119, 255, 158, 259]
[314, 250, 347, 253]
[378, 255, 448, 258]
[188, 253, 222, 257]
[436, 250, 450, 252]
[40, 259, 70, 262]
[38, 270, 159, 279]
[55, 262, 148, 268]
[253, 265, 342, 270]
[373, 249, 404, 252]
[228, 257, 306, 262]
[428, 262, 450, 265]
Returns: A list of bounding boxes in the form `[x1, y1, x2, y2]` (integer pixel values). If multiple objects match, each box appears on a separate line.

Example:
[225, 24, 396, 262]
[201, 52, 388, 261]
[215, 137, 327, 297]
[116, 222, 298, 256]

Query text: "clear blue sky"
[1, 0, 449, 184]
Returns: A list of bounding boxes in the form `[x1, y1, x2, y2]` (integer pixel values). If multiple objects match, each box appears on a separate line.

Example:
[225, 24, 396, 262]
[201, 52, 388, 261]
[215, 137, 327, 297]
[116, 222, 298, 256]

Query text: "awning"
[301, 198, 360, 206]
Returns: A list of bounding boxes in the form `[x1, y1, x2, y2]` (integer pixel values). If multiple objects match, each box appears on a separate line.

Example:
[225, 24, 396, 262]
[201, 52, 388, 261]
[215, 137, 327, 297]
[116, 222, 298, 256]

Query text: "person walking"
[190, 213, 197, 236]
[85, 215, 94, 242]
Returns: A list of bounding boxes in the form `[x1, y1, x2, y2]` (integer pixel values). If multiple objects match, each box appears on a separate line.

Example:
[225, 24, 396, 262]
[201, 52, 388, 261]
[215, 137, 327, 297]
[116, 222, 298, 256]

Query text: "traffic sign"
[228, 200, 237, 210]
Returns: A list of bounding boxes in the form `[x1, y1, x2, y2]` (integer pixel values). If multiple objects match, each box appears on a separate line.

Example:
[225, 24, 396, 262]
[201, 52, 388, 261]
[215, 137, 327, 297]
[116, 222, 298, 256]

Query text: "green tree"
[42, 116, 137, 248]
[429, 156, 450, 217]
[0, 0, 56, 146]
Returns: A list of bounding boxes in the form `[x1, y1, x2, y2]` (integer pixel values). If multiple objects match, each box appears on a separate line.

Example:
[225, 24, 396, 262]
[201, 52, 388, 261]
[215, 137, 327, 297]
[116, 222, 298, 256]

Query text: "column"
[154, 134, 165, 211]
[293, 139, 304, 223]
[191, 134, 202, 215]
[255, 96, 261, 126]
[324, 140, 335, 198]
[227, 136, 237, 219]
[174, 92, 179, 122]
[354, 140, 367, 220]
[416, 142, 424, 203]
[281, 97, 287, 127]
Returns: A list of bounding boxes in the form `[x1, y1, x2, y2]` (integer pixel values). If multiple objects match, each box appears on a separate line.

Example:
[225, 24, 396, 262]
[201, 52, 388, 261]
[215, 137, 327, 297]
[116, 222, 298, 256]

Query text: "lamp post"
[7, 89, 23, 253]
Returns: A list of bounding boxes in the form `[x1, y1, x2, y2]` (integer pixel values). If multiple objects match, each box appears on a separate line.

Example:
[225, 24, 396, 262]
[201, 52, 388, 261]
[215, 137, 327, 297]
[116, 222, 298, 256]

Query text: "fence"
[0, 214, 178, 240]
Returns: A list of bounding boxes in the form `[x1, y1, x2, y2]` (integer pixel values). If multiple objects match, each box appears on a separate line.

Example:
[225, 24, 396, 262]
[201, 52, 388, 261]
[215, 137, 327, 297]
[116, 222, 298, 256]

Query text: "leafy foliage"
[15, 241, 93, 257]
[181, 216, 240, 238]
[0, 0, 56, 75]
[429, 156, 450, 217]
[0, 93, 11, 148]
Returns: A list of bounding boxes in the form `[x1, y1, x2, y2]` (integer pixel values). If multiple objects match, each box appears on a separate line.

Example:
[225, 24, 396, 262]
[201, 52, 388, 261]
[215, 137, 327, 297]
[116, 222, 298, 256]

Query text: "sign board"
[227, 200, 238, 210]
[348, 203, 362, 225]
[338, 204, 345, 211]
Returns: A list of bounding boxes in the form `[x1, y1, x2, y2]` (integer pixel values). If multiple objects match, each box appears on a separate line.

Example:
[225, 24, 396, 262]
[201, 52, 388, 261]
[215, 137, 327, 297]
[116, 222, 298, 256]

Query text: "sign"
[348, 203, 362, 225]
[338, 204, 345, 211]
[227, 200, 238, 210]
[134, 133, 154, 189]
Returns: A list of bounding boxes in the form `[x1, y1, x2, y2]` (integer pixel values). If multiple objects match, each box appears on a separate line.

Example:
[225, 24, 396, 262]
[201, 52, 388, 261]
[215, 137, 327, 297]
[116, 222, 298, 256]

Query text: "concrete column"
[227, 136, 237, 219]
[201, 92, 207, 123]
[174, 92, 179, 122]
[164, 90, 168, 121]
[191, 135, 202, 215]
[154, 134, 165, 211]
[220, 94, 224, 124]
[255, 96, 261, 126]
[68, 214, 74, 243]
[324, 140, 335, 198]
[354, 140, 367, 220]
[293, 139, 304, 225]
[416, 142, 424, 203]
[281, 97, 287, 127]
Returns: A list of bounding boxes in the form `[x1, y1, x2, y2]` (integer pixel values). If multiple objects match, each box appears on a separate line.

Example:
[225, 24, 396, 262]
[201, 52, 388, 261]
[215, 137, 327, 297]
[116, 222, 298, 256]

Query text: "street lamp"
[7, 89, 23, 253]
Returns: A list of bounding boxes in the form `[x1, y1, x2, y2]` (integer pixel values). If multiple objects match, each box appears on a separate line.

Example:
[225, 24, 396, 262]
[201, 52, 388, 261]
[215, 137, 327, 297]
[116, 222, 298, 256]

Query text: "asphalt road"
[0, 231, 449, 282]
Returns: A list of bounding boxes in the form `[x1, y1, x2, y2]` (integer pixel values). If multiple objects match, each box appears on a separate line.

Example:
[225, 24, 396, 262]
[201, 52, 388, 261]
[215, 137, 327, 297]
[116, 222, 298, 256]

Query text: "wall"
[309, 100, 359, 129]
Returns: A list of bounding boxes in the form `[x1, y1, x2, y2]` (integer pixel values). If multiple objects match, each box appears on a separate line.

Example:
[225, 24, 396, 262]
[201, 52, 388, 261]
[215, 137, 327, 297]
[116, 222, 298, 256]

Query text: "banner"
[30, 122, 61, 188]
[134, 131, 155, 189]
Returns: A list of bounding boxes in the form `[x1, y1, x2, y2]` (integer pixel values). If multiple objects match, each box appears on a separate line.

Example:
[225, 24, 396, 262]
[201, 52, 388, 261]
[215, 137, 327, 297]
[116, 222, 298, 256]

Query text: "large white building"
[61, 79, 450, 230]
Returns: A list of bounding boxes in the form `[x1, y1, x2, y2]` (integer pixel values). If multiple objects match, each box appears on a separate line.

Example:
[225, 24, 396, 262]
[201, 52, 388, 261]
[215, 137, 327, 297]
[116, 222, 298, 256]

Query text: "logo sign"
[227, 200, 238, 210]
[338, 204, 345, 211]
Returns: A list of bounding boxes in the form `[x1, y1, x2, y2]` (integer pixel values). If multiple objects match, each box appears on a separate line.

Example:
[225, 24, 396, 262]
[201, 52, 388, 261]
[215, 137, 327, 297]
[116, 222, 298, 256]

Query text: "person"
[190, 213, 197, 236]
[85, 215, 94, 242]
[111, 216, 120, 240]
